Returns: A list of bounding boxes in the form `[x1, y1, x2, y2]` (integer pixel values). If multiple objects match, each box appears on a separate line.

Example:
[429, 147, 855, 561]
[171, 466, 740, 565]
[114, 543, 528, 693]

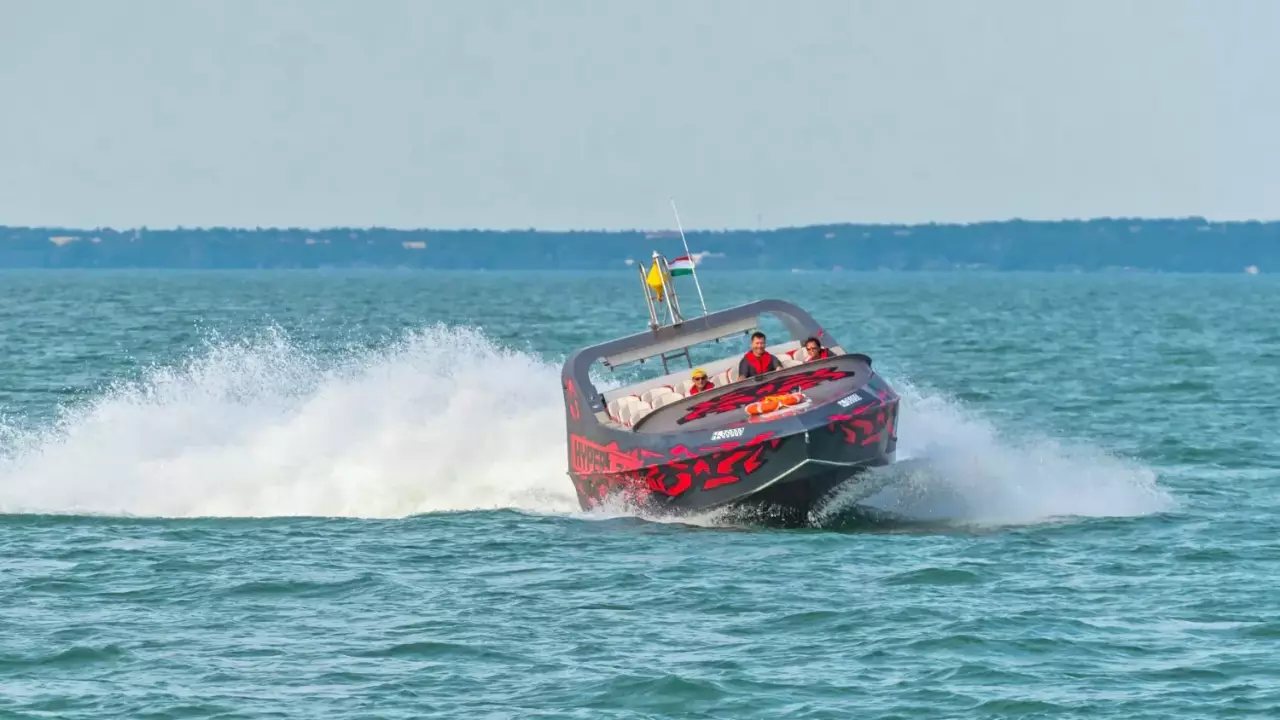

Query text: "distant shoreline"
[0, 265, 1259, 272]
[1, 219, 1274, 272]
[6, 215, 1277, 233]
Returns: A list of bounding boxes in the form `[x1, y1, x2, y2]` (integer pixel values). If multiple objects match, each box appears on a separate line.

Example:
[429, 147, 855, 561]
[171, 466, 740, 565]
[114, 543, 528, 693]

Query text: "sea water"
[0, 270, 1276, 718]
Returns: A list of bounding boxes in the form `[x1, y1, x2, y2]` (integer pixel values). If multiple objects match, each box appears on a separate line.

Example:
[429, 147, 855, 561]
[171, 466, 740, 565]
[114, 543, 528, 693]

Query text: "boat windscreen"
[601, 316, 758, 368]
[592, 333, 755, 389]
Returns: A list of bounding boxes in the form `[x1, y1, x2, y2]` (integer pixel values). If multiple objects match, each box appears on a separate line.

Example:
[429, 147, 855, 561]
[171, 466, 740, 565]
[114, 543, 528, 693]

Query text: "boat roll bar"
[640, 251, 686, 331]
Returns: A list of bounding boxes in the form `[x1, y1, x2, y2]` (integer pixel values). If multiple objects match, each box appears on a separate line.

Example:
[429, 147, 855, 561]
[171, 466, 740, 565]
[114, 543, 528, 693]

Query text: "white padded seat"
[640, 385, 674, 404]
[609, 394, 647, 422]
[651, 391, 680, 409]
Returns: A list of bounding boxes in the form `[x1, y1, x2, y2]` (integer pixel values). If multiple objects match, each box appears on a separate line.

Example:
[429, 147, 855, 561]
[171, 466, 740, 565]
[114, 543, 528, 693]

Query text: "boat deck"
[631, 355, 873, 434]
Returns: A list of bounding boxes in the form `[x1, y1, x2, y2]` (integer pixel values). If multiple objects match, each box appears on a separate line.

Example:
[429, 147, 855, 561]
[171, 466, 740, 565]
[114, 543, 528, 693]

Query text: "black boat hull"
[564, 364, 899, 524]
[560, 299, 900, 526]
[708, 461, 895, 526]
[735, 453, 896, 521]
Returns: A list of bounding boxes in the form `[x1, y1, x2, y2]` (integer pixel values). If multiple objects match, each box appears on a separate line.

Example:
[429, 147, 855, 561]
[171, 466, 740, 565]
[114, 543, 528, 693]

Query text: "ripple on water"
[0, 644, 129, 669]
[222, 573, 379, 598]
[0, 272, 1277, 718]
[882, 566, 986, 586]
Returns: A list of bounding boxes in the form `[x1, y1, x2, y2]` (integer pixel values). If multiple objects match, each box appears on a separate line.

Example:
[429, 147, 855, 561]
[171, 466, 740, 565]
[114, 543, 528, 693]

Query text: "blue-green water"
[1, 270, 1276, 718]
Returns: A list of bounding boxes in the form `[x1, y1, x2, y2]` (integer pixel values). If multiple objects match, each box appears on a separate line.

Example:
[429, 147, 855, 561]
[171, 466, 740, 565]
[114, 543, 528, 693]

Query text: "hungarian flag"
[668, 256, 695, 277]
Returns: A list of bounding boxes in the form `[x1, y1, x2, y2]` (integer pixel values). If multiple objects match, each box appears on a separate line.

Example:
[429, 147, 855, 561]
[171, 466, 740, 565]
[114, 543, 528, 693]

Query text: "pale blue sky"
[1, 0, 1276, 230]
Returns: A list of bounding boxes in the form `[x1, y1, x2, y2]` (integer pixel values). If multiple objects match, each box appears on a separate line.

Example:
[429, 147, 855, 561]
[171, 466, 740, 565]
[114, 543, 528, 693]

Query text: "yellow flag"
[646, 260, 667, 302]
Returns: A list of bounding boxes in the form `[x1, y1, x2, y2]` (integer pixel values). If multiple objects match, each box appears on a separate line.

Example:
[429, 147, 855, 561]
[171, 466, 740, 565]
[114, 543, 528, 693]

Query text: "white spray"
[846, 381, 1175, 525]
[0, 326, 1173, 524]
[0, 326, 578, 518]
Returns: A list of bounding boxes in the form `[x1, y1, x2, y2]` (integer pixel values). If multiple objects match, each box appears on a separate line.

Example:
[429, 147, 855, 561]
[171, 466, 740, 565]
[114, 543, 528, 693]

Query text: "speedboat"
[560, 252, 899, 525]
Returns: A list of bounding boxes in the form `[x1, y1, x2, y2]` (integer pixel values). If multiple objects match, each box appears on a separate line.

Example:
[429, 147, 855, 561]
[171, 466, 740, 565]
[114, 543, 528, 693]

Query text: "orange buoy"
[777, 392, 803, 406]
[746, 397, 780, 416]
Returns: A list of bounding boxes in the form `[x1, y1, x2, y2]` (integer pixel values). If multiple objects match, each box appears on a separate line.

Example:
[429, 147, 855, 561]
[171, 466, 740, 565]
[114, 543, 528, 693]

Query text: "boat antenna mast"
[669, 198, 709, 317]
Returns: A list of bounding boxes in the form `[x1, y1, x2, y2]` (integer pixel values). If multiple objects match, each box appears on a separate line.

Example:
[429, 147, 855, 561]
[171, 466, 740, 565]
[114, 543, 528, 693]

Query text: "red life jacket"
[810, 348, 831, 361]
[689, 381, 714, 395]
[742, 351, 777, 376]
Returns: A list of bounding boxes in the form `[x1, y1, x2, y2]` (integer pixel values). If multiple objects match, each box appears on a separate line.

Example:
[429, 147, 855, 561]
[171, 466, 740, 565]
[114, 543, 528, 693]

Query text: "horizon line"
[2, 214, 1274, 234]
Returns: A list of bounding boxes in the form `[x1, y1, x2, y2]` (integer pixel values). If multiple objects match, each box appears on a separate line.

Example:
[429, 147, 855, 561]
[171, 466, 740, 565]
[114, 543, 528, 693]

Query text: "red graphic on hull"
[568, 432, 787, 506]
[825, 404, 894, 446]
[574, 471, 652, 509]
[643, 433, 784, 497]
[563, 379, 581, 421]
[570, 434, 663, 474]
[678, 367, 854, 424]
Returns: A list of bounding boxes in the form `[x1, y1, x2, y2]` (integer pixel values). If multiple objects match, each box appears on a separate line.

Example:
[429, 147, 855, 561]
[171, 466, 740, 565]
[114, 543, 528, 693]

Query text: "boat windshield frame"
[562, 299, 836, 414]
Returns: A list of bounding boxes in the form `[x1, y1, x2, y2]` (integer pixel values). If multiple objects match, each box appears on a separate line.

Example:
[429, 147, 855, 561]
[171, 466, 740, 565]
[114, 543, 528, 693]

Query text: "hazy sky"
[1, 0, 1276, 230]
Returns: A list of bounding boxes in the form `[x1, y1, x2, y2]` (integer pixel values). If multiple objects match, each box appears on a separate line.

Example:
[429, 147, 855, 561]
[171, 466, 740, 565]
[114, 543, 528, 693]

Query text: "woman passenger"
[802, 337, 831, 362]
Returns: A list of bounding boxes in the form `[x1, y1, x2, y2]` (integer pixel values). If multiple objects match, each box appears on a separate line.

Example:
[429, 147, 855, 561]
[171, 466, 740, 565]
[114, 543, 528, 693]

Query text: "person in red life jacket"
[738, 331, 782, 379]
[688, 367, 714, 395]
[802, 336, 832, 362]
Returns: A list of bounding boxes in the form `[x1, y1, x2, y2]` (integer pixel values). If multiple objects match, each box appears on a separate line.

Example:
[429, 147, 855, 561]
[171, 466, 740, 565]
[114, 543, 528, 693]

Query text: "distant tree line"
[0, 219, 1274, 272]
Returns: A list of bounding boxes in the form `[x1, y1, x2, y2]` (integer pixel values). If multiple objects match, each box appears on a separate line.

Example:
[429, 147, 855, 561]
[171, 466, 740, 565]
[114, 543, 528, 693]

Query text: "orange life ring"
[745, 393, 807, 416]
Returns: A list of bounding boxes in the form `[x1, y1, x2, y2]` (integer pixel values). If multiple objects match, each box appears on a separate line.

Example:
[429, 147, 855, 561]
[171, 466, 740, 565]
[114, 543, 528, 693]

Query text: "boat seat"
[605, 396, 629, 419]
[651, 391, 680, 409]
[608, 394, 647, 420]
[780, 355, 802, 368]
[713, 369, 733, 389]
[640, 385, 675, 404]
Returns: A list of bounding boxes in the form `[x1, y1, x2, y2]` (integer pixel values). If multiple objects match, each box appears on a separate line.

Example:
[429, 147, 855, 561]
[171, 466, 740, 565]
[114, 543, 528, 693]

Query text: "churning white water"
[0, 326, 1172, 524]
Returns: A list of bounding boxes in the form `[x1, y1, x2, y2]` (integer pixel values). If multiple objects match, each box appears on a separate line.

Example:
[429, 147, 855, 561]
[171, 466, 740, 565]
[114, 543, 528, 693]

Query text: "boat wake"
[0, 326, 1173, 525]
[812, 382, 1175, 528]
[0, 326, 579, 518]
